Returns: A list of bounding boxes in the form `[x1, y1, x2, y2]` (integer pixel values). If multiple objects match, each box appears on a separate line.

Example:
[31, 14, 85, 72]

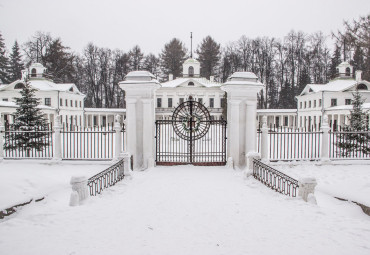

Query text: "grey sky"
[0, 0, 369, 55]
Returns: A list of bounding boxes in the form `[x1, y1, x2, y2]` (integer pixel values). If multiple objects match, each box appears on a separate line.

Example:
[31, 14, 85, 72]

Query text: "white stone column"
[98, 114, 101, 128]
[114, 115, 122, 160]
[125, 98, 138, 169]
[0, 116, 4, 160]
[320, 114, 330, 162]
[298, 178, 317, 203]
[228, 99, 241, 167]
[260, 116, 269, 162]
[119, 71, 160, 171]
[69, 176, 89, 206]
[53, 115, 62, 161]
[246, 100, 257, 154]
[142, 98, 155, 168]
[221, 72, 264, 169]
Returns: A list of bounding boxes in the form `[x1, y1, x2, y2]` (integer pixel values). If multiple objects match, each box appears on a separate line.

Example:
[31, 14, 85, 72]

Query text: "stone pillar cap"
[299, 177, 317, 184]
[70, 176, 88, 184]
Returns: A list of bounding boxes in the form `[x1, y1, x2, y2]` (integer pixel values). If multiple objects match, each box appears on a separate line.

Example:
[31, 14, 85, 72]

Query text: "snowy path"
[0, 165, 370, 255]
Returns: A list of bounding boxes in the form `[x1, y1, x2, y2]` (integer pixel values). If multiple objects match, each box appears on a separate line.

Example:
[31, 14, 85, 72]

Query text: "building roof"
[300, 79, 370, 95]
[125, 71, 155, 79]
[229, 72, 258, 80]
[161, 77, 222, 88]
[184, 58, 200, 64]
[0, 79, 84, 95]
[325, 103, 370, 111]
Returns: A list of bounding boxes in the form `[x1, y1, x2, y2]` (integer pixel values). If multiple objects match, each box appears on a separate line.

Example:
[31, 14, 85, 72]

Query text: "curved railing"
[252, 159, 299, 197]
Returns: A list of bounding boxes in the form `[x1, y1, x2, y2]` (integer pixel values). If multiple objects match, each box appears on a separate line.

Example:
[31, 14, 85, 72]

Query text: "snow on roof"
[326, 103, 370, 111]
[229, 72, 258, 80]
[184, 58, 200, 64]
[161, 77, 221, 88]
[0, 101, 17, 108]
[257, 109, 297, 114]
[0, 100, 55, 110]
[125, 71, 155, 79]
[301, 79, 370, 95]
[84, 108, 126, 113]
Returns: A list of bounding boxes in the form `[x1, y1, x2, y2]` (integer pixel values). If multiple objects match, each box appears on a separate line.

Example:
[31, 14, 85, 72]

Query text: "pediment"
[177, 79, 205, 88]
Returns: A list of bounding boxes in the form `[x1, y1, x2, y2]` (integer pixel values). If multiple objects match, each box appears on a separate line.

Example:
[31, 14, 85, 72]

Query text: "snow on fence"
[329, 128, 370, 159]
[1, 123, 125, 160]
[268, 126, 322, 161]
[61, 124, 125, 160]
[87, 158, 125, 196]
[3, 125, 54, 159]
[252, 158, 299, 197]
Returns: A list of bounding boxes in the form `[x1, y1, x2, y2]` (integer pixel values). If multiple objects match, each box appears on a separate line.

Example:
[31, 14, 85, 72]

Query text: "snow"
[0, 160, 110, 209]
[85, 108, 126, 113]
[257, 108, 297, 113]
[1, 164, 370, 255]
[162, 77, 221, 88]
[273, 161, 370, 206]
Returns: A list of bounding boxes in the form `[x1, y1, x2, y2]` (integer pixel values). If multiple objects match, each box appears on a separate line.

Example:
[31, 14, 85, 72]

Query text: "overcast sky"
[0, 0, 369, 55]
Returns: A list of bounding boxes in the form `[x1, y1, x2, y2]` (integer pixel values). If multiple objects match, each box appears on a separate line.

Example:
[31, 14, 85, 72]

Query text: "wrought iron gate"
[155, 98, 227, 166]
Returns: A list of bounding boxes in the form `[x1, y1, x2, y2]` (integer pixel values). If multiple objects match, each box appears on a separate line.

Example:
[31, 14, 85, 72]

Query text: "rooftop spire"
[190, 32, 193, 58]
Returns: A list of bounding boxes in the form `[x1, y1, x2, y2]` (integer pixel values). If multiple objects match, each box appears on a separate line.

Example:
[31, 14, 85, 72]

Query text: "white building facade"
[155, 58, 225, 120]
[297, 62, 370, 130]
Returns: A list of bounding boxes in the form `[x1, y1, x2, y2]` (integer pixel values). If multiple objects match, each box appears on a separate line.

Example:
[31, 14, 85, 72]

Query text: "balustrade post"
[320, 114, 330, 162]
[114, 115, 122, 161]
[261, 116, 269, 162]
[53, 115, 62, 161]
[245, 152, 260, 178]
[0, 117, 4, 160]
[298, 178, 317, 203]
[69, 176, 89, 206]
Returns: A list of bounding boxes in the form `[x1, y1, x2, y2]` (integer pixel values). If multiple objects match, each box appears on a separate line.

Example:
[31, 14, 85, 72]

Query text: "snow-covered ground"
[274, 161, 370, 206]
[0, 164, 370, 255]
[0, 160, 110, 209]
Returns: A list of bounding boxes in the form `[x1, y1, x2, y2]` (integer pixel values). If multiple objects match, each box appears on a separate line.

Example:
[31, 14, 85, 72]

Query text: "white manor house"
[0, 60, 369, 130]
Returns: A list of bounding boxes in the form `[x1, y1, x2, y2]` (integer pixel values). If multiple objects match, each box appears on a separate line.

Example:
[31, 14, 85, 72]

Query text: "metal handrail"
[87, 159, 125, 196]
[252, 159, 299, 197]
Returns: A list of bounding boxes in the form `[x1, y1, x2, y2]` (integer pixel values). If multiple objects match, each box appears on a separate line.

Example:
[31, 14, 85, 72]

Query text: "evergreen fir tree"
[0, 31, 10, 84]
[329, 44, 341, 79]
[196, 36, 221, 79]
[160, 38, 187, 79]
[336, 90, 370, 156]
[3, 79, 50, 156]
[9, 40, 24, 82]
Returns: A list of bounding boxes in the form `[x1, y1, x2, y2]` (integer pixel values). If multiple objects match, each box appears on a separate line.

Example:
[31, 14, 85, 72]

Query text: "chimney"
[209, 76, 214, 82]
[169, 74, 173, 81]
[356, 70, 362, 82]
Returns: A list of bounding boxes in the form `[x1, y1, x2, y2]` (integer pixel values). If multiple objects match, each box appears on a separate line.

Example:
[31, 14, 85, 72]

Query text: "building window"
[45, 98, 51, 106]
[284, 116, 288, 126]
[209, 98, 214, 108]
[198, 98, 203, 104]
[70, 100, 73, 107]
[179, 98, 184, 104]
[168, 98, 173, 108]
[304, 101, 307, 108]
[14, 83, 25, 89]
[31, 68, 37, 77]
[357, 84, 368, 90]
[314, 100, 316, 108]
[309, 101, 311, 108]
[345, 67, 351, 76]
[221, 98, 226, 108]
[60, 98, 63, 106]
[75, 100, 77, 107]
[331, 98, 337, 107]
[319, 99, 322, 107]
[188, 82, 194, 86]
[188, 66, 194, 77]
[157, 98, 162, 108]
[65, 99, 68, 107]
[345, 99, 352, 105]
[80, 101, 82, 108]
[299, 102, 302, 109]
[2, 98, 8, 101]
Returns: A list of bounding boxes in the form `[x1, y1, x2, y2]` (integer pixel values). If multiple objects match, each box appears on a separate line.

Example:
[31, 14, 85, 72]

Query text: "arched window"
[345, 67, 351, 76]
[31, 68, 37, 77]
[188, 82, 194, 86]
[188, 66, 194, 77]
[14, 83, 25, 89]
[357, 84, 368, 90]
